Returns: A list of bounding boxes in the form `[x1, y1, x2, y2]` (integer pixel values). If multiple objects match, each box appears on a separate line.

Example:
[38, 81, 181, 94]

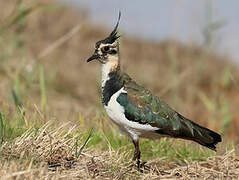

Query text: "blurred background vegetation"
[0, 0, 239, 162]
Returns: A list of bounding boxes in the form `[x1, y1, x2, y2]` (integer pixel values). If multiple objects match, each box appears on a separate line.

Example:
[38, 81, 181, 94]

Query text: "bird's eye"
[102, 46, 110, 52]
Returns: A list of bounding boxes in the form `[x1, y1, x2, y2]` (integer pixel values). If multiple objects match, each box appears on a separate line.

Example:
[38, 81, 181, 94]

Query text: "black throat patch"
[102, 71, 124, 106]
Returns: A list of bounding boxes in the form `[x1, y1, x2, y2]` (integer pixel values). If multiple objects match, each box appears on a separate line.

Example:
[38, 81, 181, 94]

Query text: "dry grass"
[1, 123, 239, 179]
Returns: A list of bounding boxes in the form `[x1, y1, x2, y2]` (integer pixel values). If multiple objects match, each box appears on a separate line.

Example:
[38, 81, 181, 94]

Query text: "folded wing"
[117, 73, 222, 151]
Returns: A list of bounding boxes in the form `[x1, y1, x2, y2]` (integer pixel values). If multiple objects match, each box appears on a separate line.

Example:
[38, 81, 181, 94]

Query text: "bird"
[86, 12, 222, 168]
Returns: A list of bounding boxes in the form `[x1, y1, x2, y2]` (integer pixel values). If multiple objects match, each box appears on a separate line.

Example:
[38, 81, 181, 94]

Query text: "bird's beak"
[87, 52, 100, 62]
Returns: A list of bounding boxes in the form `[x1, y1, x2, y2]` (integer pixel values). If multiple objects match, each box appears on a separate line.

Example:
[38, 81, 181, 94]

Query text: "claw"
[139, 161, 151, 171]
[130, 159, 151, 172]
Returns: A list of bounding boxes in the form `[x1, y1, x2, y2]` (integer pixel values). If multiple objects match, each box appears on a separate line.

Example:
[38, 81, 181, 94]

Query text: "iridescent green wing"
[117, 73, 214, 143]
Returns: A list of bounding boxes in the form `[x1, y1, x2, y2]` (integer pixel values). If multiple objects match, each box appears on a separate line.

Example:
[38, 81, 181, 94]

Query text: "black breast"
[102, 71, 124, 106]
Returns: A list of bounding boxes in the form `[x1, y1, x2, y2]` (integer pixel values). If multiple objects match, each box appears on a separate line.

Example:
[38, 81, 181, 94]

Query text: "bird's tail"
[178, 114, 222, 151]
[190, 122, 222, 151]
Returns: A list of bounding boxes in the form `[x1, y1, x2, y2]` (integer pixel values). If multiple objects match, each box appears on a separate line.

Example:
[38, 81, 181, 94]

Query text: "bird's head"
[87, 12, 121, 64]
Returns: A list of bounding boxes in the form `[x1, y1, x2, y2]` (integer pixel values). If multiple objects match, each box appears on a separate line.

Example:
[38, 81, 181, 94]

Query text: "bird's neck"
[101, 56, 123, 106]
[101, 56, 120, 88]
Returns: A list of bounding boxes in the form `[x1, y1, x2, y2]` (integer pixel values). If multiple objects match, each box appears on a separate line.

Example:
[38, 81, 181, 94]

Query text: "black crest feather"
[109, 11, 121, 39]
[97, 12, 121, 46]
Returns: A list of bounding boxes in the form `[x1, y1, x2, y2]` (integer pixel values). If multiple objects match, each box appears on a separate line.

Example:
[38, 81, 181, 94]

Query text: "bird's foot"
[138, 161, 150, 172]
[129, 160, 150, 172]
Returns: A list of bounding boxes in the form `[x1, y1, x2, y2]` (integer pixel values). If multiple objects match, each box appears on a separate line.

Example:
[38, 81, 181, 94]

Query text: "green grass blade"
[11, 89, 22, 109]
[39, 65, 47, 111]
[0, 112, 4, 146]
[76, 128, 94, 158]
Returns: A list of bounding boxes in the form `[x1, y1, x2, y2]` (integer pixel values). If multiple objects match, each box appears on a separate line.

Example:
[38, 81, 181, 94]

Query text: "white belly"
[104, 88, 160, 141]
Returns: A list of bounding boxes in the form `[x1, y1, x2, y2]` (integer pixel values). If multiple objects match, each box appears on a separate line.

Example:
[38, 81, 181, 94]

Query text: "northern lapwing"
[86, 12, 222, 167]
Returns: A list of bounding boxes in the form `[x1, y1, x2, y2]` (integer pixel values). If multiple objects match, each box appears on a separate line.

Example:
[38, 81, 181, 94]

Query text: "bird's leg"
[132, 139, 141, 168]
[132, 139, 150, 171]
